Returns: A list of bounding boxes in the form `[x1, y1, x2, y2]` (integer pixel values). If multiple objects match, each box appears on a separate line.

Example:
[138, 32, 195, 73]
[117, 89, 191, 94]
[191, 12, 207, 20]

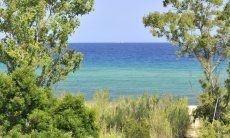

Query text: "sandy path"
[186, 105, 201, 138]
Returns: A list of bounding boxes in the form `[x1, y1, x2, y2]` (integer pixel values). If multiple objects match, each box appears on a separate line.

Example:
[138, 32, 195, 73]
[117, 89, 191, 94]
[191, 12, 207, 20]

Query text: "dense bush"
[92, 91, 190, 138]
[52, 94, 99, 138]
[0, 67, 53, 134]
[0, 67, 99, 137]
[3, 128, 72, 138]
[199, 120, 230, 138]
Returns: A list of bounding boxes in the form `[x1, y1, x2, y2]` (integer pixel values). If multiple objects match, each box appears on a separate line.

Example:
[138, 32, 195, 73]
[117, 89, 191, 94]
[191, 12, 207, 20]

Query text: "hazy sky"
[69, 0, 167, 43]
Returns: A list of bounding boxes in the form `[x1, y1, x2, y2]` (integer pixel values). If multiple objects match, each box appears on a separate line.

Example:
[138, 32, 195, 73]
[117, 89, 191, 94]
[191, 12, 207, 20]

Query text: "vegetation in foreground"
[0, 68, 190, 138]
[92, 90, 190, 138]
[0, 67, 99, 138]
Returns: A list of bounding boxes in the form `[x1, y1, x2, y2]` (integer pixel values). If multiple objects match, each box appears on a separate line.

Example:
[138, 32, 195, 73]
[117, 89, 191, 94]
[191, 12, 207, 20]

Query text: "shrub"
[52, 94, 99, 138]
[92, 91, 190, 138]
[0, 67, 99, 137]
[149, 109, 172, 138]
[164, 97, 190, 138]
[4, 129, 72, 138]
[124, 118, 151, 138]
[27, 109, 53, 132]
[199, 120, 230, 138]
[0, 67, 52, 133]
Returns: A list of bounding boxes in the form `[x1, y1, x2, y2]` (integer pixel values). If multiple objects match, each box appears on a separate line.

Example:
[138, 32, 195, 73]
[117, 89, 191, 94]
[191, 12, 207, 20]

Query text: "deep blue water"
[0, 43, 227, 104]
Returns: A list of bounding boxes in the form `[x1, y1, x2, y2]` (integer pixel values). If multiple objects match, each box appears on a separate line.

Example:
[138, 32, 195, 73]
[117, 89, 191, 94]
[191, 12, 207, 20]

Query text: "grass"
[88, 90, 191, 138]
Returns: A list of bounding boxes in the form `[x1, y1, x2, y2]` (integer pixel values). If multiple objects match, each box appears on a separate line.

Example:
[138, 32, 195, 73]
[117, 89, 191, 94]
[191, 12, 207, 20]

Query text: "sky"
[0, 1, 228, 43]
[69, 0, 167, 43]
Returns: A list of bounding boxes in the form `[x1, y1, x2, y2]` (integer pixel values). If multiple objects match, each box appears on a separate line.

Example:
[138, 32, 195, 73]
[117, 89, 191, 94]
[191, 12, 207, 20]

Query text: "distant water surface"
[55, 43, 227, 104]
[0, 43, 227, 104]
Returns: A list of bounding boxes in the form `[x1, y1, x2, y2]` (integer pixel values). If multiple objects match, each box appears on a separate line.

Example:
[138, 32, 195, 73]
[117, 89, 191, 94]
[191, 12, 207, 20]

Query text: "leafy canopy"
[143, 0, 229, 122]
[0, 0, 94, 88]
[143, 0, 229, 76]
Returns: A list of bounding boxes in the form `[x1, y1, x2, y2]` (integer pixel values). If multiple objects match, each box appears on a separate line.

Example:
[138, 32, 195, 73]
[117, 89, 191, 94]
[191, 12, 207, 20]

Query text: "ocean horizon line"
[68, 42, 170, 44]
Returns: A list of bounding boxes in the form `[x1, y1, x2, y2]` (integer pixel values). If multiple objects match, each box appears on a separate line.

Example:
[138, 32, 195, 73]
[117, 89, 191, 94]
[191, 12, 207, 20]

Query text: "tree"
[0, 67, 99, 137]
[0, 0, 94, 88]
[0, 66, 53, 134]
[143, 0, 229, 122]
[0, 1, 99, 137]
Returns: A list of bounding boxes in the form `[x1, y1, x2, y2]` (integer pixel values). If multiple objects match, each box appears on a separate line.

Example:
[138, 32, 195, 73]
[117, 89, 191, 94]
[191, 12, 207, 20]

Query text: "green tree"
[143, 0, 229, 122]
[0, 0, 94, 88]
[0, 67, 99, 137]
[0, 66, 53, 134]
[0, 1, 99, 137]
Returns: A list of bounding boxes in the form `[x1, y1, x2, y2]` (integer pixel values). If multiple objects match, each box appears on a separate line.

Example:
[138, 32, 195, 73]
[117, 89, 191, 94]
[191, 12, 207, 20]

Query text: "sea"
[0, 43, 228, 104]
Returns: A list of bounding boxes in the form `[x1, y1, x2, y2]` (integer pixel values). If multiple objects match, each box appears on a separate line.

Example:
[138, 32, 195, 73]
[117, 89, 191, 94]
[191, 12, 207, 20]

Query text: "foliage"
[92, 91, 190, 138]
[196, 61, 230, 138]
[0, 0, 98, 137]
[3, 128, 72, 138]
[0, 0, 94, 88]
[0, 66, 52, 133]
[0, 67, 99, 137]
[143, 0, 230, 123]
[194, 78, 229, 122]
[195, 63, 229, 128]
[199, 120, 230, 138]
[52, 93, 99, 138]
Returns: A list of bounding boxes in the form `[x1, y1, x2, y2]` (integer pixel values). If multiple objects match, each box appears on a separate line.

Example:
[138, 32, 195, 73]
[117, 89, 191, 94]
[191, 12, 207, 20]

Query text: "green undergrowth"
[90, 89, 190, 138]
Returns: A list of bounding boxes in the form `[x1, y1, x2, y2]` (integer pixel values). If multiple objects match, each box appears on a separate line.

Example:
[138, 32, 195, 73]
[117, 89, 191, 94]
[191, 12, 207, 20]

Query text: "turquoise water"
[0, 43, 227, 104]
[54, 43, 227, 104]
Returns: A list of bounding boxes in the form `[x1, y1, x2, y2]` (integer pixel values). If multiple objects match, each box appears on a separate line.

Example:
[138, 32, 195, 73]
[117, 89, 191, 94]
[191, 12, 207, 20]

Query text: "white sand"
[186, 105, 201, 138]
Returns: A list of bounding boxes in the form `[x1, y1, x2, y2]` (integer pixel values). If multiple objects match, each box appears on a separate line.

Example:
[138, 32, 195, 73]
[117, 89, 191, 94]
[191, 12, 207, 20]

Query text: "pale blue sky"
[1, 1, 226, 43]
[70, 0, 167, 43]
